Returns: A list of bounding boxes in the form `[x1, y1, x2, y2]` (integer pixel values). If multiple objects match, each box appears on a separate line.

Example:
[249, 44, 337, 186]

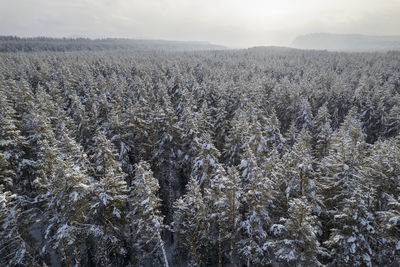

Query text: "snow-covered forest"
[1, 46, 400, 266]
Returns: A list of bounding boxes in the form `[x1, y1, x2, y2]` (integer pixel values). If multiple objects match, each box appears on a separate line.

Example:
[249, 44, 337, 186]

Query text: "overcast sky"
[1, 0, 399, 47]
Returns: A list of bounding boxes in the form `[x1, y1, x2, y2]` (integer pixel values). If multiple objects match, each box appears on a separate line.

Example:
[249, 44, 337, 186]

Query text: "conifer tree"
[0, 185, 34, 266]
[377, 194, 400, 265]
[273, 129, 322, 218]
[384, 104, 400, 138]
[205, 164, 242, 267]
[191, 133, 220, 189]
[360, 137, 400, 264]
[151, 97, 184, 223]
[325, 186, 377, 267]
[262, 109, 285, 153]
[312, 104, 332, 159]
[129, 95, 155, 160]
[88, 130, 128, 266]
[179, 104, 202, 177]
[295, 98, 314, 131]
[238, 147, 275, 265]
[269, 197, 325, 266]
[284, 120, 298, 149]
[128, 161, 169, 267]
[319, 107, 368, 212]
[172, 177, 209, 266]
[67, 92, 91, 148]
[36, 132, 91, 267]
[223, 109, 249, 166]
[281, 129, 315, 198]
[0, 93, 24, 189]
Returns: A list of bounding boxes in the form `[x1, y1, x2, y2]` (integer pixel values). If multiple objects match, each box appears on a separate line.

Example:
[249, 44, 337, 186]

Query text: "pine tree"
[325, 186, 377, 266]
[191, 132, 220, 189]
[377, 194, 400, 265]
[151, 97, 184, 224]
[0, 185, 34, 266]
[272, 129, 322, 220]
[295, 98, 314, 131]
[128, 161, 169, 267]
[246, 120, 268, 161]
[384, 104, 400, 138]
[179, 104, 202, 177]
[210, 93, 231, 152]
[205, 164, 242, 267]
[128, 95, 155, 161]
[88, 130, 128, 266]
[0, 92, 24, 190]
[238, 147, 274, 265]
[0, 149, 14, 190]
[268, 197, 325, 266]
[262, 109, 285, 153]
[312, 104, 332, 159]
[223, 109, 249, 166]
[172, 177, 209, 266]
[284, 120, 298, 149]
[361, 137, 400, 264]
[281, 129, 316, 198]
[67, 91, 91, 149]
[319, 107, 368, 212]
[36, 132, 91, 267]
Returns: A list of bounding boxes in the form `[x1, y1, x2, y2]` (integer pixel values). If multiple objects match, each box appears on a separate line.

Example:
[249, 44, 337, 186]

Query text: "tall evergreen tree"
[312, 104, 332, 160]
[172, 177, 209, 267]
[36, 132, 91, 267]
[0, 185, 35, 266]
[319, 107, 368, 212]
[128, 161, 169, 267]
[325, 186, 377, 267]
[205, 165, 242, 267]
[269, 197, 325, 266]
[238, 147, 275, 265]
[88, 130, 128, 266]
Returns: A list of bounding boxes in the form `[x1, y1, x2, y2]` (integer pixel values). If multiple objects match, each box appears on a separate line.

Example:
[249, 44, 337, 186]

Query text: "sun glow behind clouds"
[0, 0, 399, 47]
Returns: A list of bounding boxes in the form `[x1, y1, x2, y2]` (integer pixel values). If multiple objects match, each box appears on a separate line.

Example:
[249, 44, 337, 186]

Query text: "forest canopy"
[0, 44, 400, 266]
[0, 36, 225, 52]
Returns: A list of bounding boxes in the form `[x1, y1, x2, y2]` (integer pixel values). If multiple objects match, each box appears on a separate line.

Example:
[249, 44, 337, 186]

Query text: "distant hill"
[291, 33, 400, 52]
[0, 36, 226, 52]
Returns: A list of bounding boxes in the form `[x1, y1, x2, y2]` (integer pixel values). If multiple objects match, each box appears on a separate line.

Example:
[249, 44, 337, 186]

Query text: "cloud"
[0, 0, 399, 47]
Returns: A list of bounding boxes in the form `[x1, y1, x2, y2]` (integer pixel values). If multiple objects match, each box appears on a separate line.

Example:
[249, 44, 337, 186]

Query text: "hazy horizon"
[1, 0, 400, 48]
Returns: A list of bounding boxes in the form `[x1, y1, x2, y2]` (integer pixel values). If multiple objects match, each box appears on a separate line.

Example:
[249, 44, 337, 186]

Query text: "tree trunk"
[159, 236, 169, 267]
[218, 230, 222, 267]
[231, 188, 236, 267]
[300, 171, 304, 196]
[62, 242, 70, 267]
[103, 211, 109, 267]
[190, 233, 198, 267]
[73, 245, 81, 267]
[146, 245, 153, 267]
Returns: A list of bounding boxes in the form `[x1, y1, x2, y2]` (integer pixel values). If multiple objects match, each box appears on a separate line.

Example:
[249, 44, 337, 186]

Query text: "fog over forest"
[1, 0, 400, 47]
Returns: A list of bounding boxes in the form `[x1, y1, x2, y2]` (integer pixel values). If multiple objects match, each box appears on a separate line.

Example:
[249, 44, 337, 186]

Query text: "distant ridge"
[0, 36, 226, 52]
[291, 33, 400, 52]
